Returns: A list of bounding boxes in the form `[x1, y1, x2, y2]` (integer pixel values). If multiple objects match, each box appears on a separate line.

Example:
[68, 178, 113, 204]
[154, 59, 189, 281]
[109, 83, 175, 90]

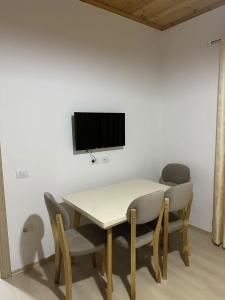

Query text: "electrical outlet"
[102, 156, 110, 164]
[16, 169, 29, 179]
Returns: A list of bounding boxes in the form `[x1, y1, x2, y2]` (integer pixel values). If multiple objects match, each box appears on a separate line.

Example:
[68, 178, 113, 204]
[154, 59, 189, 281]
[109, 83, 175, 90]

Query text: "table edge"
[63, 198, 127, 229]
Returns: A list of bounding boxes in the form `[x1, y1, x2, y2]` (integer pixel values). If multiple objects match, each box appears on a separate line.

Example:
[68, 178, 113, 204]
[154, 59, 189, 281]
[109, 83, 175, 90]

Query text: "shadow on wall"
[19, 208, 91, 270]
[18, 210, 103, 299]
[19, 214, 65, 299]
[20, 214, 45, 266]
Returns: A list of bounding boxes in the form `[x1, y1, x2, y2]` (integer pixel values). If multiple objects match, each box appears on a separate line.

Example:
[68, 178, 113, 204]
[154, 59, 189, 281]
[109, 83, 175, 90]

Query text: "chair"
[159, 163, 190, 186]
[163, 182, 193, 280]
[44, 193, 106, 300]
[113, 190, 168, 300]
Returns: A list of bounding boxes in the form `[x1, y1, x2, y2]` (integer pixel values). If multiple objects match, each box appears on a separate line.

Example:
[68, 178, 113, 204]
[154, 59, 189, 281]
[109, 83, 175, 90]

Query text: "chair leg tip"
[162, 274, 167, 280]
[156, 276, 161, 283]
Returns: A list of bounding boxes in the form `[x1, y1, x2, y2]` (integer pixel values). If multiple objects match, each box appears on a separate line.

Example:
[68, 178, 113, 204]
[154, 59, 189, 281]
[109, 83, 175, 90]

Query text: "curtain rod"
[208, 38, 222, 46]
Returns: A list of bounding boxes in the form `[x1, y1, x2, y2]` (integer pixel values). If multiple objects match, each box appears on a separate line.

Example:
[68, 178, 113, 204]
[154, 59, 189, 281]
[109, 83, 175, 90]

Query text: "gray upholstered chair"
[44, 192, 106, 300]
[113, 191, 168, 300]
[159, 163, 190, 186]
[163, 182, 193, 279]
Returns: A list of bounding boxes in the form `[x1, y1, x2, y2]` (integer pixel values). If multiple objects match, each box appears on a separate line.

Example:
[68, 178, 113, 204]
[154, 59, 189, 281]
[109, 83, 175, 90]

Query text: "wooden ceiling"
[80, 0, 225, 30]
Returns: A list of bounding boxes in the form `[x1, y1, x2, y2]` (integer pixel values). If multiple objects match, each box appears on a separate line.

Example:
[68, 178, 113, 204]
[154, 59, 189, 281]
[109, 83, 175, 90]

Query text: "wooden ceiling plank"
[79, 0, 225, 31]
[120, 0, 157, 14]
[80, 0, 163, 30]
[149, 0, 221, 25]
[162, 0, 225, 29]
[102, 0, 124, 10]
[133, 0, 181, 19]
[99, 0, 140, 12]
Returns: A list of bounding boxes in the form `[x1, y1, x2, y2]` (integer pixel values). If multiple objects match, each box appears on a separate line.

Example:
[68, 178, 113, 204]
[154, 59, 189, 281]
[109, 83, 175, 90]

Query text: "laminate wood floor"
[0, 227, 225, 300]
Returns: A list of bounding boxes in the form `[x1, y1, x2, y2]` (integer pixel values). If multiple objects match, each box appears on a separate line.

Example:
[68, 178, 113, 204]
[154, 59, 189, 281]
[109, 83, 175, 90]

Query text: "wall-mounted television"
[74, 112, 125, 151]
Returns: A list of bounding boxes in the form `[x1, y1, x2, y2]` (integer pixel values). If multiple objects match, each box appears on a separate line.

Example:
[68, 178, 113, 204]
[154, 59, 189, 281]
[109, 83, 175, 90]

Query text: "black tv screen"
[74, 112, 125, 151]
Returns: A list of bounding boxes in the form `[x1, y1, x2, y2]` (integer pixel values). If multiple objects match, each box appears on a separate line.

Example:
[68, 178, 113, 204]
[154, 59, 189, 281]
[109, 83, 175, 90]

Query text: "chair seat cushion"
[113, 222, 154, 249]
[65, 224, 106, 257]
[168, 212, 183, 233]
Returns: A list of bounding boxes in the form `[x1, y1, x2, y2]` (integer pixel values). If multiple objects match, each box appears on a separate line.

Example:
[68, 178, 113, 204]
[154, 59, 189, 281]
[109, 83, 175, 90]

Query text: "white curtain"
[213, 37, 225, 247]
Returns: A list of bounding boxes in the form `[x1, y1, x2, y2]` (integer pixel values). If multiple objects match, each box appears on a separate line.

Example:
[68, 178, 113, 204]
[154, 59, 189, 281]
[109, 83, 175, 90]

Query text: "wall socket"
[16, 169, 29, 179]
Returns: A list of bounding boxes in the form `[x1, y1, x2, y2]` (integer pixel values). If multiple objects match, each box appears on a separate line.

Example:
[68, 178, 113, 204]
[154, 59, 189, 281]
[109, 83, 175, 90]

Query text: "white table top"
[63, 179, 169, 229]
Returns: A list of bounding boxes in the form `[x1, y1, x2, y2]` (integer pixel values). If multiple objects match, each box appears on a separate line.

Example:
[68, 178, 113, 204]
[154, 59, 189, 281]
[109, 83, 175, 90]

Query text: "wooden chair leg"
[188, 243, 191, 256]
[63, 255, 72, 300]
[183, 226, 190, 267]
[73, 210, 81, 229]
[162, 233, 168, 280]
[183, 195, 193, 260]
[56, 214, 73, 300]
[54, 242, 61, 284]
[153, 242, 161, 283]
[130, 209, 136, 300]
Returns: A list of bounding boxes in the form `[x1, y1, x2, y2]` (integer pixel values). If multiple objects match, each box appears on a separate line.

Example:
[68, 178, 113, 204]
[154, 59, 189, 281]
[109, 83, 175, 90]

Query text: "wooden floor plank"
[1, 227, 225, 300]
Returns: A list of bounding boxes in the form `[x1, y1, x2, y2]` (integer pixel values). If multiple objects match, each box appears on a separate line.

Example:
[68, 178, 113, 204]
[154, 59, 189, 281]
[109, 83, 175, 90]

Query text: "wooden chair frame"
[162, 198, 169, 280]
[163, 193, 193, 280]
[182, 193, 193, 266]
[51, 221, 62, 284]
[52, 213, 106, 300]
[56, 214, 73, 300]
[130, 199, 168, 300]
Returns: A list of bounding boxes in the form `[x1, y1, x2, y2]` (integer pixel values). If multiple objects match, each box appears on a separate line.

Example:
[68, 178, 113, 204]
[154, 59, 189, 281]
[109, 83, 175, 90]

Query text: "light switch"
[16, 169, 29, 179]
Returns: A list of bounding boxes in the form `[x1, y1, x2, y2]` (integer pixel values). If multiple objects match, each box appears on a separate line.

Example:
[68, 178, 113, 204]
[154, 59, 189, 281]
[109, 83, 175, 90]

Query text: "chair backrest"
[127, 190, 164, 225]
[165, 182, 193, 212]
[44, 192, 71, 231]
[161, 163, 190, 185]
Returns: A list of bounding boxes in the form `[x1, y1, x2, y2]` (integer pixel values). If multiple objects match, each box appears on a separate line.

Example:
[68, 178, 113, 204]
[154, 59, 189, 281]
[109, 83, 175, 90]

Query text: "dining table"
[63, 178, 169, 300]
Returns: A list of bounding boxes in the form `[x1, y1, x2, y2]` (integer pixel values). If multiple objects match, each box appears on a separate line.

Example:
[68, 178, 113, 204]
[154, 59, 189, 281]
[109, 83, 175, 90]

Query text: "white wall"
[1, 0, 225, 272]
[0, 0, 162, 271]
[160, 6, 225, 231]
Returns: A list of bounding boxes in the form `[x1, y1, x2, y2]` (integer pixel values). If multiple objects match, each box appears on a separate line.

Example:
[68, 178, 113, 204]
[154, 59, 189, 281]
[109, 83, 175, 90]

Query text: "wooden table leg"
[73, 210, 81, 229]
[130, 209, 136, 300]
[163, 198, 169, 280]
[107, 228, 112, 300]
